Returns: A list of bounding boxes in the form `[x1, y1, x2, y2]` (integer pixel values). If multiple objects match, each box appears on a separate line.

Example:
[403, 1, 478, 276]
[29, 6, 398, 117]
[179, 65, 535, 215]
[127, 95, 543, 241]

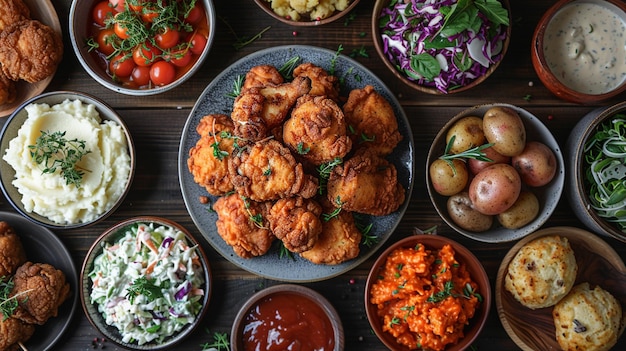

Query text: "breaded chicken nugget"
[0, 20, 63, 83]
[300, 199, 361, 265]
[229, 139, 318, 202]
[214, 194, 274, 258]
[0, 222, 26, 277]
[0, 316, 35, 351]
[11, 262, 70, 325]
[267, 197, 323, 253]
[343, 85, 402, 156]
[187, 114, 236, 196]
[327, 150, 405, 216]
[283, 94, 352, 166]
[293, 63, 340, 102]
[0, 68, 17, 105]
[0, 0, 30, 31]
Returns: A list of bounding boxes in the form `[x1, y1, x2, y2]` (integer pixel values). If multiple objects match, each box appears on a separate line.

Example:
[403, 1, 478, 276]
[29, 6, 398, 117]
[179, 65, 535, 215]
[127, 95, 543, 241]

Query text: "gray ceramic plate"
[0, 211, 78, 350]
[178, 45, 414, 282]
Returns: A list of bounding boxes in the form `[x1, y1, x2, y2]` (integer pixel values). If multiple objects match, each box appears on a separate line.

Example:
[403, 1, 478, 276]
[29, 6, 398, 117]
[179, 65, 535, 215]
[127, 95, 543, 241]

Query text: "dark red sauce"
[242, 292, 336, 351]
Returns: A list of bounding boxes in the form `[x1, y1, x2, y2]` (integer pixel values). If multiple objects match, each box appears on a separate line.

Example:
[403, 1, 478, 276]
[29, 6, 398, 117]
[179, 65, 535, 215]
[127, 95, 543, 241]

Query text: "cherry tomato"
[132, 42, 161, 66]
[150, 61, 176, 86]
[110, 53, 135, 77]
[96, 28, 116, 56]
[114, 15, 130, 39]
[155, 28, 180, 49]
[141, 10, 159, 23]
[131, 66, 151, 86]
[93, 1, 114, 27]
[187, 33, 207, 55]
[184, 4, 204, 25]
[128, 0, 145, 12]
[168, 49, 192, 67]
[108, 0, 125, 12]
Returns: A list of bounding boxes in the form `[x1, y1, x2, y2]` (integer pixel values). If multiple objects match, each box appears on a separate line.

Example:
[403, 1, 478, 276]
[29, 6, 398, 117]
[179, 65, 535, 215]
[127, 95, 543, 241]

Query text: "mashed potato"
[266, 0, 350, 21]
[3, 99, 131, 225]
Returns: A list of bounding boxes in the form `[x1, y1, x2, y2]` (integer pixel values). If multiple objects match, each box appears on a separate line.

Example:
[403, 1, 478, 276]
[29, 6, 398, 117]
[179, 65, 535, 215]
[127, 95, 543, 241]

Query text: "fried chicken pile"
[188, 61, 405, 265]
[0, 221, 70, 351]
[0, 0, 63, 105]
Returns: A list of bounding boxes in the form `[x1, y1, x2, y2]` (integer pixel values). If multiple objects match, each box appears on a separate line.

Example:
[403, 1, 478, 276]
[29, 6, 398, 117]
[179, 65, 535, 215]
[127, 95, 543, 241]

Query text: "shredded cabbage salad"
[584, 114, 626, 231]
[378, 0, 509, 93]
[89, 222, 205, 345]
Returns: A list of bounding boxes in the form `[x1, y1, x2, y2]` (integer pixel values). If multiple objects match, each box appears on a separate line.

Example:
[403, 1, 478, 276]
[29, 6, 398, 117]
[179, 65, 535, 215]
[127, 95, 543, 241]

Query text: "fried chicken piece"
[0, 0, 30, 31]
[0, 68, 16, 105]
[327, 150, 405, 216]
[229, 139, 318, 202]
[0, 222, 26, 278]
[187, 114, 236, 196]
[242, 64, 284, 91]
[213, 193, 274, 258]
[0, 20, 63, 83]
[293, 63, 340, 102]
[231, 76, 311, 140]
[267, 197, 323, 253]
[0, 317, 35, 351]
[11, 262, 70, 325]
[343, 85, 403, 156]
[283, 95, 352, 166]
[300, 199, 361, 265]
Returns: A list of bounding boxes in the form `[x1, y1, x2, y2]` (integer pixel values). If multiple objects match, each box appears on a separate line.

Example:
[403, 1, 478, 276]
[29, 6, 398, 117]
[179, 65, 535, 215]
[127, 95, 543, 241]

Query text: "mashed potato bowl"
[0, 91, 135, 229]
[254, 0, 360, 26]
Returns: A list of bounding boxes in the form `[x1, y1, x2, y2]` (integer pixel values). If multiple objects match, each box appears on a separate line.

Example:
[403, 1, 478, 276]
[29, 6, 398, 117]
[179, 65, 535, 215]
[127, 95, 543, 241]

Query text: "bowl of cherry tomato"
[69, 0, 215, 96]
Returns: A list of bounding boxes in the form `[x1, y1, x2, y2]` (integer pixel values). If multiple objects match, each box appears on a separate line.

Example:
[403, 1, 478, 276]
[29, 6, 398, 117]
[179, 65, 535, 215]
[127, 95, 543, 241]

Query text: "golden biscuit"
[553, 282, 622, 351]
[505, 235, 577, 309]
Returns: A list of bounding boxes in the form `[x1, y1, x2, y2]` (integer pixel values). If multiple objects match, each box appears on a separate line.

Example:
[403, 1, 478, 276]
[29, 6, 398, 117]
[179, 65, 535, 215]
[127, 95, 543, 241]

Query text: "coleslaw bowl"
[80, 216, 211, 350]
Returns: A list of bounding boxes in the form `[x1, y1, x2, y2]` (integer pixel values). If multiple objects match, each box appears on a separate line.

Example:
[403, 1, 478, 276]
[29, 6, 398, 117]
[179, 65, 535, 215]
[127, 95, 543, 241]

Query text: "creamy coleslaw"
[89, 221, 205, 345]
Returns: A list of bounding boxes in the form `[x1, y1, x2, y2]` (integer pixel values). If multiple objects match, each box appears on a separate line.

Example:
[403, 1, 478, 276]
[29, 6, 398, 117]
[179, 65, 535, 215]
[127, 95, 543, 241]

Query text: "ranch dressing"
[543, 1, 626, 94]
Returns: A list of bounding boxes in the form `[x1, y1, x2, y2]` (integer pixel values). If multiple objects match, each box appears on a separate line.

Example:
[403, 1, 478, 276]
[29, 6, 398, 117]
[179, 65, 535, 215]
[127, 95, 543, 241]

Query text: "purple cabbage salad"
[378, 0, 509, 93]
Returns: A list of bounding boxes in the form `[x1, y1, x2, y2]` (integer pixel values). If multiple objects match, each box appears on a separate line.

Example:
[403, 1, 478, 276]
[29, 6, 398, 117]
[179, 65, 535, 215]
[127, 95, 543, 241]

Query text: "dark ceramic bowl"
[80, 216, 212, 350]
[365, 234, 491, 351]
[531, 0, 626, 104]
[69, 0, 216, 95]
[0, 91, 135, 229]
[426, 103, 564, 243]
[372, 0, 511, 95]
[253, 0, 360, 26]
[230, 284, 344, 350]
[566, 101, 626, 242]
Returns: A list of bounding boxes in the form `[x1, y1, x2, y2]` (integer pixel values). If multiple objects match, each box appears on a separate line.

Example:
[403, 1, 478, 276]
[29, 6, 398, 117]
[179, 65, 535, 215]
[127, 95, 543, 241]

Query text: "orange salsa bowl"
[365, 235, 491, 351]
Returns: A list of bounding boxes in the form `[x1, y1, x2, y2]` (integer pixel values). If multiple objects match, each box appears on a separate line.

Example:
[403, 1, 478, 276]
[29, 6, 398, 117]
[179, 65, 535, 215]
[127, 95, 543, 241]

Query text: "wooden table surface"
[1, 0, 626, 350]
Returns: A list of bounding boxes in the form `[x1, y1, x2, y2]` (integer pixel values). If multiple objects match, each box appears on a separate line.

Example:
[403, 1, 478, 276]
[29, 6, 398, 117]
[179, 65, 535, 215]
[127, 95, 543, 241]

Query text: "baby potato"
[468, 145, 511, 175]
[512, 141, 557, 187]
[497, 191, 539, 229]
[483, 106, 526, 157]
[468, 163, 521, 215]
[445, 116, 486, 154]
[447, 191, 493, 232]
[429, 159, 468, 196]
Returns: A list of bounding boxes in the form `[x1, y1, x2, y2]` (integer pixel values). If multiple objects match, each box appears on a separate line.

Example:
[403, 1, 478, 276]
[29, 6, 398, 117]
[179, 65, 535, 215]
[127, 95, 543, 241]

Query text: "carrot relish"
[370, 243, 482, 350]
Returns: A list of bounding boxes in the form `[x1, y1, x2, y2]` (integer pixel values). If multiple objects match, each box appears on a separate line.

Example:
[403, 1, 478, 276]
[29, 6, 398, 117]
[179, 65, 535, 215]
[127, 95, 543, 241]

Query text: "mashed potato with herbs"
[266, 0, 350, 21]
[3, 99, 131, 225]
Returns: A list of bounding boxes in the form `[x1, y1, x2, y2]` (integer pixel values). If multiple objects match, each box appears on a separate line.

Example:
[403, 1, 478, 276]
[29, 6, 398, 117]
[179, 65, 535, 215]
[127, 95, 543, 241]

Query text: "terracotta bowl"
[372, 0, 511, 95]
[565, 101, 626, 242]
[426, 103, 564, 243]
[531, 0, 626, 104]
[230, 284, 344, 350]
[365, 235, 491, 351]
[69, 0, 216, 96]
[80, 216, 212, 350]
[0, 91, 135, 229]
[496, 226, 626, 350]
[253, 0, 360, 26]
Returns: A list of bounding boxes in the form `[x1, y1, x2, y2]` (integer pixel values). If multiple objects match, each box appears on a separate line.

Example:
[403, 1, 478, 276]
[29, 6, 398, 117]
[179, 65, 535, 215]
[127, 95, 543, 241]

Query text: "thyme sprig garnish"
[0, 277, 30, 320]
[200, 329, 230, 351]
[241, 196, 266, 229]
[322, 196, 343, 221]
[317, 157, 342, 194]
[28, 130, 92, 188]
[126, 276, 168, 304]
[427, 280, 454, 303]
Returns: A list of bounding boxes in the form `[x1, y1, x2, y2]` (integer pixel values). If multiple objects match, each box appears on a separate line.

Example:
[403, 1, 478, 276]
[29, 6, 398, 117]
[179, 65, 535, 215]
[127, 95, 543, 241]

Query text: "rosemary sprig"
[322, 196, 343, 221]
[225, 74, 244, 99]
[28, 130, 91, 188]
[278, 56, 301, 80]
[439, 135, 493, 173]
[200, 329, 230, 351]
[317, 157, 342, 194]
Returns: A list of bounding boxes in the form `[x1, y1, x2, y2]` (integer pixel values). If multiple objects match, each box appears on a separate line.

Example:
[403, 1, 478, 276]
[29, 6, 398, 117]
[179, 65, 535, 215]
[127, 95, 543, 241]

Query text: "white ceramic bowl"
[69, 0, 216, 95]
[426, 103, 564, 243]
[0, 91, 135, 229]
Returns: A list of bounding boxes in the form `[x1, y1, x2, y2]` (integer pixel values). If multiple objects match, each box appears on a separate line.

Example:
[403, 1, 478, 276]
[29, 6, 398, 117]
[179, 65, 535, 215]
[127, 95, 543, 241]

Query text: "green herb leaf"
[409, 53, 441, 82]
[126, 276, 165, 304]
